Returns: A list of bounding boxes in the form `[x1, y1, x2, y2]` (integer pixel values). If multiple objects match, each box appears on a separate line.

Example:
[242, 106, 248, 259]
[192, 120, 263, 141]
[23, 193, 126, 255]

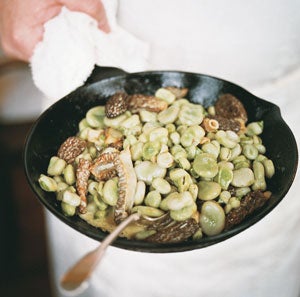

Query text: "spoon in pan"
[60, 212, 168, 294]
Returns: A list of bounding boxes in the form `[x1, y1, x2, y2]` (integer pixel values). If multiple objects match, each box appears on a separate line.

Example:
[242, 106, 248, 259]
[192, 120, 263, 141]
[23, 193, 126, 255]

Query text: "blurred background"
[0, 48, 53, 296]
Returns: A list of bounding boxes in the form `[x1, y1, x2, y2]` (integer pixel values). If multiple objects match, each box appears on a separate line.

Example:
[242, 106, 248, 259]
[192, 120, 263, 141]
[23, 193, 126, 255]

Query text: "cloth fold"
[30, 0, 149, 100]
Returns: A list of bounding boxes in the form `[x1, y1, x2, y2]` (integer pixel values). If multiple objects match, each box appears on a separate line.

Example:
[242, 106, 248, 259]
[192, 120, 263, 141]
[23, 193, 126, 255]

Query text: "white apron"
[46, 1, 300, 296]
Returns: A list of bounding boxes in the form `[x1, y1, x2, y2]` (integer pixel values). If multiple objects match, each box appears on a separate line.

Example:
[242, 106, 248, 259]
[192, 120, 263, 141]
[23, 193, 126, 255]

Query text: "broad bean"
[157, 106, 180, 124]
[198, 181, 221, 201]
[192, 153, 218, 178]
[38, 174, 57, 192]
[200, 201, 225, 236]
[47, 156, 66, 176]
[170, 202, 197, 221]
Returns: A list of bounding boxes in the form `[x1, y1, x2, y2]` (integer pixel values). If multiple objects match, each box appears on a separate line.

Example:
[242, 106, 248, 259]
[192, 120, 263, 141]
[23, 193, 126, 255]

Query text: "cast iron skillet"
[24, 67, 298, 253]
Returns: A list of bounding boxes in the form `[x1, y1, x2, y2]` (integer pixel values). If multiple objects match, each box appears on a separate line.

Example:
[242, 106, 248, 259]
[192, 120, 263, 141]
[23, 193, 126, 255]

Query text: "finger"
[60, 0, 110, 33]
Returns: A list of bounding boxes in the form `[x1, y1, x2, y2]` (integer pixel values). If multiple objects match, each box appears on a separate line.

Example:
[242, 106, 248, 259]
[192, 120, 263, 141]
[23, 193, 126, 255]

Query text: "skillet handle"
[85, 66, 128, 84]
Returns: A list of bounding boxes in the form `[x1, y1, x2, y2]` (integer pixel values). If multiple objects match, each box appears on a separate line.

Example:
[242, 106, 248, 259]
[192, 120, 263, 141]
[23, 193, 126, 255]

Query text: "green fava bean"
[86, 106, 105, 128]
[152, 177, 171, 194]
[132, 206, 165, 217]
[102, 179, 119, 206]
[178, 104, 204, 126]
[145, 190, 162, 208]
[135, 161, 166, 184]
[198, 181, 221, 201]
[169, 168, 193, 192]
[38, 174, 57, 192]
[192, 153, 218, 178]
[142, 141, 161, 160]
[231, 168, 255, 187]
[200, 201, 225, 236]
[47, 156, 66, 176]
[215, 167, 233, 190]
[61, 202, 76, 217]
[157, 106, 180, 124]
[170, 202, 197, 221]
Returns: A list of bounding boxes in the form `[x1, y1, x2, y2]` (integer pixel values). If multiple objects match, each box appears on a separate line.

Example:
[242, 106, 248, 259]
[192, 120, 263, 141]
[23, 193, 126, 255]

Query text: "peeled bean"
[157, 105, 180, 124]
[166, 191, 194, 211]
[200, 201, 225, 236]
[234, 161, 251, 170]
[180, 125, 205, 147]
[230, 144, 242, 161]
[170, 132, 181, 145]
[47, 156, 67, 176]
[219, 147, 232, 161]
[142, 122, 162, 135]
[93, 194, 108, 210]
[142, 141, 161, 160]
[139, 110, 157, 122]
[149, 127, 169, 144]
[172, 98, 190, 107]
[155, 88, 176, 104]
[79, 118, 89, 131]
[134, 181, 146, 205]
[57, 182, 69, 193]
[255, 144, 266, 154]
[192, 228, 203, 240]
[165, 123, 176, 133]
[157, 152, 174, 168]
[61, 202, 76, 216]
[135, 161, 166, 184]
[62, 190, 81, 207]
[198, 181, 221, 201]
[171, 145, 187, 160]
[102, 179, 119, 206]
[202, 142, 220, 159]
[229, 197, 241, 209]
[242, 144, 258, 160]
[215, 130, 237, 149]
[189, 184, 198, 201]
[88, 181, 99, 195]
[219, 190, 231, 204]
[121, 114, 140, 129]
[132, 206, 165, 217]
[218, 161, 234, 170]
[170, 202, 197, 221]
[38, 174, 57, 192]
[235, 187, 251, 198]
[135, 230, 157, 240]
[178, 104, 204, 126]
[130, 142, 144, 161]
[192, 153, 218, 178]
[252, 161, 267, 191]
[185, 145, 197, 160]
[104, 113, 128, 129]
[214, 167, 233, 190]
[169, 168, 193, 192]
[152, 178, 171, 194]
[177, 157, 191, 170]
[246, 121, 264, 136]
[86, 201, 98, 213]
[145, 190, 162, 208]
[63, 164, 76, 185]
[86, 106, 105, 128]
[231, 168, 255, 187]
[263, 159, 275, 178]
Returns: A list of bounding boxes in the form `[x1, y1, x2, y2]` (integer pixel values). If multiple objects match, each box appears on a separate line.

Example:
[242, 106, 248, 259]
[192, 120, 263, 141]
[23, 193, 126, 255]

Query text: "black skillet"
[24, 67, 298, 253]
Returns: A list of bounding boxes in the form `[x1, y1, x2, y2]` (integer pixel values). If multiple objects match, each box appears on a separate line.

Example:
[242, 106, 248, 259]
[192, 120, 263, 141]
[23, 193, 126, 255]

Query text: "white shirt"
[47, 1, 300, 296]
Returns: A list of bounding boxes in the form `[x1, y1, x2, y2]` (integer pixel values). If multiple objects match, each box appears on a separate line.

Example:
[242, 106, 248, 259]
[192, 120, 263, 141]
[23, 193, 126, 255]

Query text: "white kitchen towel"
[30, 0, 149, 101]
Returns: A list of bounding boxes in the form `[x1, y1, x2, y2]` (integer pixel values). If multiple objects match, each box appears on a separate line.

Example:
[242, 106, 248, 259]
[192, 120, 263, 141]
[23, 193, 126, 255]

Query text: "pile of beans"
[38, 87, 275, 240]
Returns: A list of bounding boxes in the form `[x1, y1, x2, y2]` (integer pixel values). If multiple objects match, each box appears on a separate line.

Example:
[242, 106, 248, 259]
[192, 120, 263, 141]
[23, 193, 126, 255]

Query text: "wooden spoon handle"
[60, 212, 141, 292]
